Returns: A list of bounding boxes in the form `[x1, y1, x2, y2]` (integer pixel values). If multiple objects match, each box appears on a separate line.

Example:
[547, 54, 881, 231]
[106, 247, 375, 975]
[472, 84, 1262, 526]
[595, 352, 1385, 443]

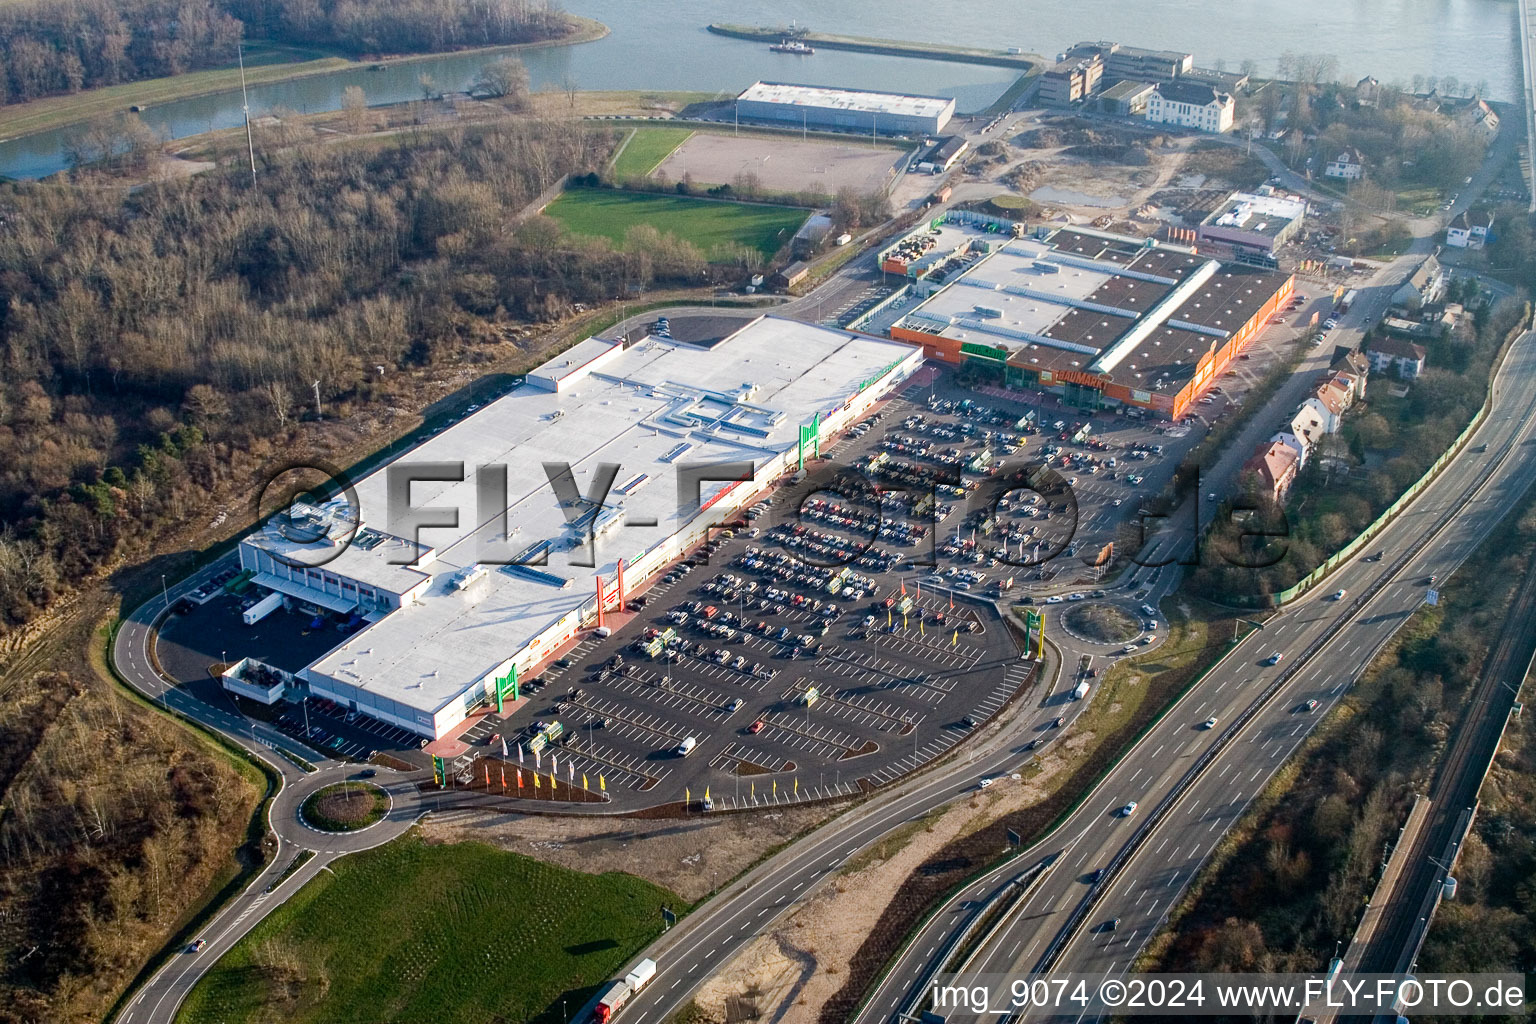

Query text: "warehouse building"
[1198, 191, 1308, 256]
[1098, 79, 1156, 116]
[231, 317, 922, 739]
[735, 81, 956, 136]
[888, 225, 1293, 419]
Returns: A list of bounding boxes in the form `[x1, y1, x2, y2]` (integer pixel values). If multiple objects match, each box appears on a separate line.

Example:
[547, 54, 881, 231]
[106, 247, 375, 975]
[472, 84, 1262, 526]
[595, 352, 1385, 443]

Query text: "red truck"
[594, 959, 657, 1022]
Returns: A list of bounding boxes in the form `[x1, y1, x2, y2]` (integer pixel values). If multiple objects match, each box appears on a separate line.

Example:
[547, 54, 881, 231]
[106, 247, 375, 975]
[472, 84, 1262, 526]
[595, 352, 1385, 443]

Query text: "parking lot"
[866, 374, 1205, 590]
[164, 354, 1295, 807]
[487, 539, 1033, 807]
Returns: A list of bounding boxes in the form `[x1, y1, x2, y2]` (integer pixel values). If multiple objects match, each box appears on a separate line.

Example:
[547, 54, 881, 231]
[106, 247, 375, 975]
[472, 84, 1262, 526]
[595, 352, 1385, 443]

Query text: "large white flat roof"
[280, 317, 919, 714]
[903, 242, 1121, 350]
[1204, 191, 1307, 235]
[737, 81, 955, 120]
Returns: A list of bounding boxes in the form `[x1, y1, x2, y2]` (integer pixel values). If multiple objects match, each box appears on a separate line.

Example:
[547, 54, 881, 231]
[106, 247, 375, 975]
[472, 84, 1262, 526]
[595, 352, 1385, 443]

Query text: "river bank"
[707, 23, 1040, 70]
[0, 15, 608, 144]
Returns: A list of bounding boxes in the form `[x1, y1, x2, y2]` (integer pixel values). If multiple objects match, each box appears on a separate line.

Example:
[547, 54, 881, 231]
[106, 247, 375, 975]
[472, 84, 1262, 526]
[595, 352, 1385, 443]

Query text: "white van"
[676, 736, 698, 757]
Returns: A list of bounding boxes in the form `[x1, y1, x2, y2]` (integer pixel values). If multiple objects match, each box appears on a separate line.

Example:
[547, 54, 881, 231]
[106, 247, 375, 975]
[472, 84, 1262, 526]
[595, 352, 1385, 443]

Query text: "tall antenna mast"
[238, 40, 257, 186]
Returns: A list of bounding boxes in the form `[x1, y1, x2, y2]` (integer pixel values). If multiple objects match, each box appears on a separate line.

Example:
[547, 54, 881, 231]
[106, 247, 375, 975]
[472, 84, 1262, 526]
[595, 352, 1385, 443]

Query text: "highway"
[858, 326, 1536, 1022]
[106, 116, 1516, 1022]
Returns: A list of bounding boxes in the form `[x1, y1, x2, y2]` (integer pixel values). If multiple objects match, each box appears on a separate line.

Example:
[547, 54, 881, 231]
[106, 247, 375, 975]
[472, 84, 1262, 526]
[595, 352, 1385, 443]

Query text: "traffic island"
[1061, 603, 1140, 644]
[300, 782, 390, 833]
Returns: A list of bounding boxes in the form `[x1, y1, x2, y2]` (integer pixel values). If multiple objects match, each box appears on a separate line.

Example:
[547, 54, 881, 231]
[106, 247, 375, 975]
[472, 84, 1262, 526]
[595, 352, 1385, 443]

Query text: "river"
[0, 0, 1520, 181]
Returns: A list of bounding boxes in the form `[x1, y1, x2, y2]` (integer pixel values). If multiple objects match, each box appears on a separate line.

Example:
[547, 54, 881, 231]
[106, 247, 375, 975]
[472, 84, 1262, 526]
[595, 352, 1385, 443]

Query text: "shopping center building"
[886, 223, 1294, 418]
[231, 317, 922, 739]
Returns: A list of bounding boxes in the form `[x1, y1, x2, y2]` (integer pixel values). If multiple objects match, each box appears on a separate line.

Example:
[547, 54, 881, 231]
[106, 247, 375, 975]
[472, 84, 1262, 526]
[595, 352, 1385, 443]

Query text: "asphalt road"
[859, 327, 1536, 1022]
[110, 563, 426, 1024]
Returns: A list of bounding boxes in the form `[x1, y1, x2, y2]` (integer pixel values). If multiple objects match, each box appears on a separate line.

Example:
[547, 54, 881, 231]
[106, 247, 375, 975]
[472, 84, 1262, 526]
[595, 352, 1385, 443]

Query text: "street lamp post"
[161, 573, 168, 607]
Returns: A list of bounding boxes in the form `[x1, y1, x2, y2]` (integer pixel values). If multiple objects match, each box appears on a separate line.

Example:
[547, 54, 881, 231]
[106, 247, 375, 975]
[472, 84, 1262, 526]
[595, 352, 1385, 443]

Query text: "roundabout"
[299, 780, 391, 833]
[1060, 601, 1142, 645]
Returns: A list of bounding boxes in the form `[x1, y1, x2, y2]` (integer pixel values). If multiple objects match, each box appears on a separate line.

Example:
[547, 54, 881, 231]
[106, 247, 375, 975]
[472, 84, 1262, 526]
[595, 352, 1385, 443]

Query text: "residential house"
[1243, 440, 1301, 501]
[1445, 209, 1494, 249]
[1145, 81, 1235, 134]
[1317, 372, 1361, 408]
[1324, 147, 1365, 180]
[1354, 76, 1380, 107]
[1290, 402, 1329, 451]
[1456, 96, 1500, 138]
[1270, 430, 1308, 467]
[1391, 254, 1446, 311]
[1300, 393, 1343, 436]
[1331, 349, 1370, 400]
[1313, 384, 1350, 424]
[1366, 336, 1427, 379]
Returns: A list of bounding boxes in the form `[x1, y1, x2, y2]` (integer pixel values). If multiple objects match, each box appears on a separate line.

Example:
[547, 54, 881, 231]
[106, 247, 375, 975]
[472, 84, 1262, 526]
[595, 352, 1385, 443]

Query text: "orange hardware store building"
[887, 226, 1293, 419]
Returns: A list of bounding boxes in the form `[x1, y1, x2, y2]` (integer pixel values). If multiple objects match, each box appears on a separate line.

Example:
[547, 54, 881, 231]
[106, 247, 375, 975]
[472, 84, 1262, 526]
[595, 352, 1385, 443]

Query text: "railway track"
[1029, 360, 1536, 977]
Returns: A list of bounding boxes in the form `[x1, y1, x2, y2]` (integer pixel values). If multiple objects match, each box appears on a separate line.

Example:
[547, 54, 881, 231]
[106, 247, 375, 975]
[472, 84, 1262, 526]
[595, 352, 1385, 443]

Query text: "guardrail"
[1238, 311, 1533, 609]
[1034, 361, 1536, 972]
[896, 859, 1053, 1023]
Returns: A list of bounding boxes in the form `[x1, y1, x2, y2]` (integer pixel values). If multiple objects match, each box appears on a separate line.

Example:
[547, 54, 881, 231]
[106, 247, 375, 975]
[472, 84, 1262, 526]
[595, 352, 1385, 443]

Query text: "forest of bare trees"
[0, 0, 570, 106]
[0, 118, 734, 636]
[0, 669, 262, 1024]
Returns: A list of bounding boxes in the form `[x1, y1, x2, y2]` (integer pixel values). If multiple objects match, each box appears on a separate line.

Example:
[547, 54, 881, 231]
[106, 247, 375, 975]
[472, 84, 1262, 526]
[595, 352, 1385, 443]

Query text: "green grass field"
[611, 126, 694, 179]
[175, 833, 680, 1024]
[545, 188, 808, 257]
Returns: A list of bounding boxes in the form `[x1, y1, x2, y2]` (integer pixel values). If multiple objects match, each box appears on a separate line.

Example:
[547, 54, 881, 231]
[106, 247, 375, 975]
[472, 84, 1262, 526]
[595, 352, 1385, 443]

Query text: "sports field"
[652, 133, 903, 196]
[545, 188, 808, 258]
[175, 834, 680, 1024]
[611, 127, 694, 179]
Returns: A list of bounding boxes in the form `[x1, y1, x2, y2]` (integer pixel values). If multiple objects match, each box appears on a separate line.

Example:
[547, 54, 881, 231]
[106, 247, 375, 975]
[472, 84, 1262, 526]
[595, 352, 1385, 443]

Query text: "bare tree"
[473, 56, 530, 108]
[342, 85, 370, 134]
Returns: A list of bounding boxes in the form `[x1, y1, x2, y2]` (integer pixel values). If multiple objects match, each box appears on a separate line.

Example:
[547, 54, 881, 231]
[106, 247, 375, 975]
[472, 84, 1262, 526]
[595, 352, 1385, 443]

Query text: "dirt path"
[420, 802, 841, 902]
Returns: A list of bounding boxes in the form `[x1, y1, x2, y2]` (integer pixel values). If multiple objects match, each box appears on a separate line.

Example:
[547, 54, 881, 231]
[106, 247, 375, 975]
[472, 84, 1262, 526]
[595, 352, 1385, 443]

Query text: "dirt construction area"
[653, 133, 904, 195]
